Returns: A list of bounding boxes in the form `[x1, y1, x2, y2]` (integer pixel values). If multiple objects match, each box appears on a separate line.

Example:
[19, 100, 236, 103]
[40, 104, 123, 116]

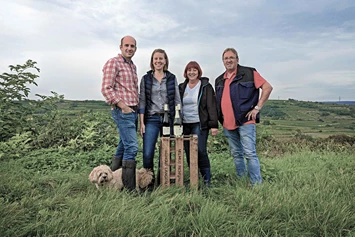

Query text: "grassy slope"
[1, 150, 354, 236]
[55, 99, 355, 139]
[261, 100, 355, 138]
[1, 100, 354, 236]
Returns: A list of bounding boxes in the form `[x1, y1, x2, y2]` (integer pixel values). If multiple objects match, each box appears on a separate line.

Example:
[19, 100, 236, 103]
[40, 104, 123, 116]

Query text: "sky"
[1, 0, 355, 102]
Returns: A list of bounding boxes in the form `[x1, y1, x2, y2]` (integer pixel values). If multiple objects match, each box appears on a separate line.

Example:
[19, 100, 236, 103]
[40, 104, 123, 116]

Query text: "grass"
[1, 149, 354, 236]
[1, 99, 354, 236]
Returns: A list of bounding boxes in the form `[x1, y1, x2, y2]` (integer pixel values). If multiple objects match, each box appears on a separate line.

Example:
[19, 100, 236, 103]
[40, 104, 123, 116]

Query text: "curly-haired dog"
[89, 165, 153, 191]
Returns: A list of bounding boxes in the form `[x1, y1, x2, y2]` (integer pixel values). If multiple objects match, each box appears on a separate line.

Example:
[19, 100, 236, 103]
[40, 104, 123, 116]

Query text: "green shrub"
[0, 132, 32, 161]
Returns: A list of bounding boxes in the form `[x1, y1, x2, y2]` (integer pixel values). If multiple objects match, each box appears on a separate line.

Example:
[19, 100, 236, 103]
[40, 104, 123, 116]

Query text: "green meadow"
[1, 61, 355, 236]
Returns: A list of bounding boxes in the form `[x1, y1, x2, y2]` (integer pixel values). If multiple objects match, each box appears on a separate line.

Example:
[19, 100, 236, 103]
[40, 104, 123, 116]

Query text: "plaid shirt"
[101, 54, 139, 106]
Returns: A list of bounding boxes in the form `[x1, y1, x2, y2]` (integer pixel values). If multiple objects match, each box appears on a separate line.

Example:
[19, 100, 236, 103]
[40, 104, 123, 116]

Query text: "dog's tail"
[138, 168, 154, 188]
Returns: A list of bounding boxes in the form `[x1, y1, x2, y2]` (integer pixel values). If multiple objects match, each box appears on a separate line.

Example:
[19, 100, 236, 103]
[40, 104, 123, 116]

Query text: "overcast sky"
[1, 0, 355, 102]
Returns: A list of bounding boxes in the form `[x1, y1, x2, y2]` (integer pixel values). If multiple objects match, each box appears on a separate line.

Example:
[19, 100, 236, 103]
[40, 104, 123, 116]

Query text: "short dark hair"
[183, 61, 203, 79]
[150, 49, 169, 71]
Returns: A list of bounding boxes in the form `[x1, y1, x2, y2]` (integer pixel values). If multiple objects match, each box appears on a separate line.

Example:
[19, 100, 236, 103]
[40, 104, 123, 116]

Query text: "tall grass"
[1, 149, 354, 236]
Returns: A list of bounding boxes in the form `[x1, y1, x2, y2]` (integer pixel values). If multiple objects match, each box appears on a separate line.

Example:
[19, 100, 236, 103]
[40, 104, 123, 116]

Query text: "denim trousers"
[223, 124, 262, 184]
[183, 123, 210, 169]
[142, 115, 163, 169]
[111, 108, 138, 161]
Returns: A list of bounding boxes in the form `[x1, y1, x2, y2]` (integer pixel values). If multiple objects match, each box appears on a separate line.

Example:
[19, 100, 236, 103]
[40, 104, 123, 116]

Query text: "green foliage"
[261, 104, 288, 119]
[0, 59, 39, 101]
[0, 132, 32, 161]
[207, 129, 229, 153]
[0, 60, 64, 142]
[1, 61, 355, 236]
[0, 60, 39, 141]
[22, 146, 112, 174]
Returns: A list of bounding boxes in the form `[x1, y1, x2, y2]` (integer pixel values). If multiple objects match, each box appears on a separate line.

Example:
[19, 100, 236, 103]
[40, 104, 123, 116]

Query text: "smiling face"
[120, 36, 137, 61]
[187, 68, 199, 82]
[183, 61, 203, 81]
[152, 52, 167, 71]
[223, 50, 239, 72]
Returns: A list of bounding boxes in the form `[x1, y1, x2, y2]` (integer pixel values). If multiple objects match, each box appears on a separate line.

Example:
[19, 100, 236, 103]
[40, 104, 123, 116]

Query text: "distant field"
[56, 99, 355, 139]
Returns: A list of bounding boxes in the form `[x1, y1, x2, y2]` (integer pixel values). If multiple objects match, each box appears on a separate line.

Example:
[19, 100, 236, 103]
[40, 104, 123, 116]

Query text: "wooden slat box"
[159, 135, 198, 189]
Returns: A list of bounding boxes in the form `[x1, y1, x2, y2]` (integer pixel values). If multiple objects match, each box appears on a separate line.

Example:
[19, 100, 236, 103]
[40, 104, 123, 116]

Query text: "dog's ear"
[89, 168, 98, 183]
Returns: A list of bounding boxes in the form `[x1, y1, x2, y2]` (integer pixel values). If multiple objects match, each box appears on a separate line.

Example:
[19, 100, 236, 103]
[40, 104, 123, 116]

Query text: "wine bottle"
[173, 104, 182, 137]
[162, 104, 170, 137]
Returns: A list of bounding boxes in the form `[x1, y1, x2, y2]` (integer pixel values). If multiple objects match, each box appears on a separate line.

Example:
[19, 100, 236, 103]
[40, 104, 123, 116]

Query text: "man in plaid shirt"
[101, 35, 139, 191]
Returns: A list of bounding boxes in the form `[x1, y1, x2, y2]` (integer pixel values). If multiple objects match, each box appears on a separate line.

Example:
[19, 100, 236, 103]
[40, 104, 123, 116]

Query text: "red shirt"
[101, 54, 139, 106]
[221, 69, 266, 130]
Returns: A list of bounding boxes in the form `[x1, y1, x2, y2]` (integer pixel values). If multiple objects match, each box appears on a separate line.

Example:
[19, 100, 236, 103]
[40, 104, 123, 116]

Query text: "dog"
[89, 165, 153, 191]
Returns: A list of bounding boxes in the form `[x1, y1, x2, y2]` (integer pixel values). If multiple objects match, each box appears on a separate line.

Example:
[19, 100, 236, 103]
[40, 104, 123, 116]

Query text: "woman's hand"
[211, 128, 218, 136]
[140, 123, 145, 137]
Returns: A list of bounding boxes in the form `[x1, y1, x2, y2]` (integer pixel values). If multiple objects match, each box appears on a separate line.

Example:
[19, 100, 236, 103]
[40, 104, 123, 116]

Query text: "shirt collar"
[151, 71, 167, 78]
[223, 69, 237, 80]
[119, 54, 133, 64]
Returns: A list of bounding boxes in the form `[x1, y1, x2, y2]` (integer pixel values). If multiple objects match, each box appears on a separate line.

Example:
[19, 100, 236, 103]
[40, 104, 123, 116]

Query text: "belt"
[152, 113, 164, 117]
[129, 105, 138, 111]
[112, 104, 138, 111]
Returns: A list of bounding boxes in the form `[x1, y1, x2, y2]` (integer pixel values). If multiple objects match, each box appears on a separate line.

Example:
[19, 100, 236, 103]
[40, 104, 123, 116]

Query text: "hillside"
[55, 99, 355, 139]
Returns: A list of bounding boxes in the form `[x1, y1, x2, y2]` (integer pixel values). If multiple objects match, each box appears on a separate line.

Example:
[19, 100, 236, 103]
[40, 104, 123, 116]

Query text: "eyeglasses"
[223, 56, 237, 61]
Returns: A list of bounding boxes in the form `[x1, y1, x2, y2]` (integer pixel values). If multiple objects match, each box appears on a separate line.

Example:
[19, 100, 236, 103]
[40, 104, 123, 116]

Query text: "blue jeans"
[183, 123, 210, 169]
[111, 108, 138, 161]
[223, 124, 262, 184]
[142, 115, 163, 169]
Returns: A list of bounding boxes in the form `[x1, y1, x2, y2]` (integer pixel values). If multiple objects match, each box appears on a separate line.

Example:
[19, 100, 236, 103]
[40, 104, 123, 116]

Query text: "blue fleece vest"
[143, 70, 176, 126]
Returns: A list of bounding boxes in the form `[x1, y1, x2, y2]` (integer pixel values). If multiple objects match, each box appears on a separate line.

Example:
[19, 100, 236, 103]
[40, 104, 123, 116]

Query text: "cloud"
[1, 0, 355, 101]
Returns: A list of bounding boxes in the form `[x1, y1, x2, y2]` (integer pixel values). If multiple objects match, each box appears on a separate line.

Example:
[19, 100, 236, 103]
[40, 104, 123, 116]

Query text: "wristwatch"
[254, 105, 261, 111]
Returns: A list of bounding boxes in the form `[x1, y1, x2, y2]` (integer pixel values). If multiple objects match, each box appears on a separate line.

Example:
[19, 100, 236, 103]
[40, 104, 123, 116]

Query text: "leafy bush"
[0, 60, 65, 143]
[0, 60, 40, 141]
[261, 104, 288, 119]
[0, 132, 32, 161]
[22, 145, 113, 174]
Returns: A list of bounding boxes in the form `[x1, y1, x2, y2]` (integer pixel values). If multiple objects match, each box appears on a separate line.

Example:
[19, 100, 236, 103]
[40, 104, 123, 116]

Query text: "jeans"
[142, 115, 163, 169]
[183, 123, 210, 169]
[111, 108, 138, 161]
[223, 124, 262, 184]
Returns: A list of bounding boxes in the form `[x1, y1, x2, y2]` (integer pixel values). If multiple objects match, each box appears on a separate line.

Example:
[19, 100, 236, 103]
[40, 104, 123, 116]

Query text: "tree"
[0, 60, 64, 141]
[0, 60, 41, 140]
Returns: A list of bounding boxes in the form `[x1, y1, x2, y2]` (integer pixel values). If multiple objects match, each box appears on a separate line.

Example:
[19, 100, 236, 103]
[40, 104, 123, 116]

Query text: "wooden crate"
[159, 135, 198, 189]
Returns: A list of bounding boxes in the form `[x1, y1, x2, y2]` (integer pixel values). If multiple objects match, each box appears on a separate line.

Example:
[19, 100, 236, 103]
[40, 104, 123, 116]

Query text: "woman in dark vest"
[138, 48, 181, 190]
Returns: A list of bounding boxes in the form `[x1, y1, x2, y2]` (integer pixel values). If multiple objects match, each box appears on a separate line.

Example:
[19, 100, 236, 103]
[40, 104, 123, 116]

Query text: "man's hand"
[246, 109, 259, 121]
[121, 105, 134, 113]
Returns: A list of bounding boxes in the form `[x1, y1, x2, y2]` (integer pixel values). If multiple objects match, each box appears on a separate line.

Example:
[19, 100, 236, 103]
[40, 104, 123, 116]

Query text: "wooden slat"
[189, 135, 199, 189]
[160, 136, 171, 187]
[175, 136, 184, 186]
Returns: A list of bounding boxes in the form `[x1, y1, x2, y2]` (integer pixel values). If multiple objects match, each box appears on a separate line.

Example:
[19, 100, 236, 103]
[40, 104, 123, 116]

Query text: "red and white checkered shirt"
[101, 54, 139, 106]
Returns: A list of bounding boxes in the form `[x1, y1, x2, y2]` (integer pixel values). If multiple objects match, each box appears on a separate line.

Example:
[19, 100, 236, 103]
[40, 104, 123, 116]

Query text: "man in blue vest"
[215, 48, 273, 185]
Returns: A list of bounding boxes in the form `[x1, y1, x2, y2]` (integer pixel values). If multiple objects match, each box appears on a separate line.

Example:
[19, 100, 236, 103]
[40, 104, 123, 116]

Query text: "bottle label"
[163, 127, 170, 136]
[174, 126, 182, 136]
